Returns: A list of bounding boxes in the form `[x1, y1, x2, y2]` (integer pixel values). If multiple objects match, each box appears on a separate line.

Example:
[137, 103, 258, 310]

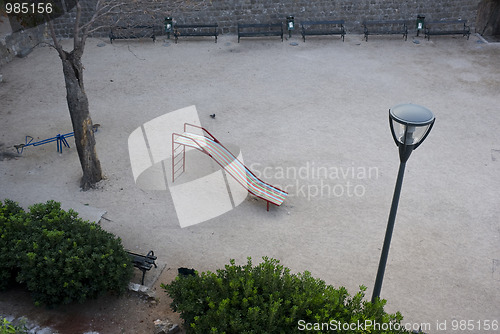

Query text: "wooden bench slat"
[300, 20, 346, 42]
[237, 23, 283, 42]
[424, 20, 470, 40]
[109, 25, 159, 43]
[173, 23, 218, 43]
[126, 250, 157, 285]
[364, 20, 408, 25]
[238, 23, 282, 28]
[174, 24, 218, 28]
[301, 20, 345, 26]
[363, 20, 408, 41]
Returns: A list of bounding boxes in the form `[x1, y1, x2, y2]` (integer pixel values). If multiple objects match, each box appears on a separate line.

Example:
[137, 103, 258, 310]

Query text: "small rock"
[16, 48, 32, 58]
[289, 42, 299, 46]
[128, 282, 149, 293]
[3, 315, 15, 322]
[412, 39, 420, 44]
[169, 324, 180, 333]
[154, 319, 172, 334]
[145, 289, 156, 301]
[97, 42, 106, 47]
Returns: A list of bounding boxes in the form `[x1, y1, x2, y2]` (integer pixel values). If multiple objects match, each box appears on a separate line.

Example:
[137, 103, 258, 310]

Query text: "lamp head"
[389, 103, 435, 162]
[287, 15, 295, 30]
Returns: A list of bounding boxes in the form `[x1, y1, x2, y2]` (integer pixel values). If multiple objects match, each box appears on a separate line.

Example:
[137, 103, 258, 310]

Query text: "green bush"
[163, 257, 409, 334]
[0, 317, 27, 334]
[0, 199, 133, 306]
[0, 199, 28, 290]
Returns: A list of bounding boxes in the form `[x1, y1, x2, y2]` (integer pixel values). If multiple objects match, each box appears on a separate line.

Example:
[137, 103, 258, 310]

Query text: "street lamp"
[416, 15, 425, 37]
[164, 17, 173, 39]
[371, 103, 435, 303]
[286, 15, 295, 38]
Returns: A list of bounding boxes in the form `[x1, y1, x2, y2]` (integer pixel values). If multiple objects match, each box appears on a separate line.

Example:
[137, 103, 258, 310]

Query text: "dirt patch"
[0, 142, 19, 161]
[0, 267, 185, 334]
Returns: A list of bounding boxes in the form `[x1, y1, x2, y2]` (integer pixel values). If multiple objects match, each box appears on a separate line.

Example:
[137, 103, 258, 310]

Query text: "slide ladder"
[172, 123, 287, 211]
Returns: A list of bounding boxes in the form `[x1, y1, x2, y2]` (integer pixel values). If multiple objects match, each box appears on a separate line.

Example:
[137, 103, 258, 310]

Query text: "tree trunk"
[61, 50, 103, 190]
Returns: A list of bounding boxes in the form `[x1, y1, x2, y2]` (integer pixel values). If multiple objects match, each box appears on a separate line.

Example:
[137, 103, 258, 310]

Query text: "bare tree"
[0, 0, 210, 189]
[45, 0, 123, 190]
[44, 0, 210, 190]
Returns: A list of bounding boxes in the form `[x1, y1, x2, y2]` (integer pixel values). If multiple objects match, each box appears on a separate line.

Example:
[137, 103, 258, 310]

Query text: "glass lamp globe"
[389, 103, 435, 149]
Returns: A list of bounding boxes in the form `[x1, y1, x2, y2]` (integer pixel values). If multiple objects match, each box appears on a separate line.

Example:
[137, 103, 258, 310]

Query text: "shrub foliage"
[163, 257, 409, 334]
[0, 199, 133, 306]
[0, 317, 27, 334]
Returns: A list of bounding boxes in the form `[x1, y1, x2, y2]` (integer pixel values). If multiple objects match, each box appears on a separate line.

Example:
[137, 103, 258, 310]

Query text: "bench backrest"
[363, 20, 407, 25]
[424, 19, 469, 32]
[301, 20, 345, 26]
[238, 23, 282, 29]
[425, 19, 467, 25]
[127, 250, 157, 264]
[174, 24, 218, 28]
[111, 24, 157, 30]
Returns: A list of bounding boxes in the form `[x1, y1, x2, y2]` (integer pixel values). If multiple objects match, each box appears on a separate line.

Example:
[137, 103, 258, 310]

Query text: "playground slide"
[172, 124, 287, 210]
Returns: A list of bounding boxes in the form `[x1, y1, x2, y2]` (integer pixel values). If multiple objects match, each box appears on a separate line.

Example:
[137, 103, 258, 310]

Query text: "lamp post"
[165, 17, 173, 39]
[371, 103, 435, 303]
[286, 15, 295, 38]
[416, 15, 425, 37]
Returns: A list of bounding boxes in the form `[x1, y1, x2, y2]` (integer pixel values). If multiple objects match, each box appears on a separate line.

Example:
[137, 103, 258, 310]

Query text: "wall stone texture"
[0, 24, 46, 67]
[49, 0, 481, 37]
[0, 0, 485, 67]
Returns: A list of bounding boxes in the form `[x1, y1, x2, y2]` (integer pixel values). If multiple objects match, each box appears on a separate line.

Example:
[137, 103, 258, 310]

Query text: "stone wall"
[0, 0, 483, 66]
[49, 0, 480, 37]
[476, 0, 500, 35]
[0, 23, 46, 67]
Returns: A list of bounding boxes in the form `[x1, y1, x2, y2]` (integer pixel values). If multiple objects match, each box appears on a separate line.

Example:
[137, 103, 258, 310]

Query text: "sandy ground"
[1, 32, 500, 333]
[0, 266, 183, 333]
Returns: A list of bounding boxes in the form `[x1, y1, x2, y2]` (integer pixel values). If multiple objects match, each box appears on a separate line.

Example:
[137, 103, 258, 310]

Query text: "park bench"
[424, 19, 470, 40]
[126, 250, 157, 285]
[363, 20, 408, 41]
[109, 25, 159, 43]
[237, 22, 283, 43]
[173, 23, 219, 43]
[300, 20, 346, 42]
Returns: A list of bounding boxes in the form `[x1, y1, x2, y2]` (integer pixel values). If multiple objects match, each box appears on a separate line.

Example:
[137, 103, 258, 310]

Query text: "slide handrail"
[182, 123, 284, 193]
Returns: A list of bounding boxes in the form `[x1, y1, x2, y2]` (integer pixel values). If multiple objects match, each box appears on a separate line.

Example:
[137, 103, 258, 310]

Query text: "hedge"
[0, 199, 133, 306]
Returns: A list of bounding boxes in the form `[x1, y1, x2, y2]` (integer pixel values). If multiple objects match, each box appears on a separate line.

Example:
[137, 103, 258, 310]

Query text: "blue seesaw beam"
[16, 132, 74, 154]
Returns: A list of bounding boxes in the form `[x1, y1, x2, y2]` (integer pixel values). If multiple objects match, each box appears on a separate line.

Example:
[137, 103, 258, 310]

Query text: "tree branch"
[80, 0, 126, 46]
[74, 0, 82, 49]
[47, 18, 65, 60]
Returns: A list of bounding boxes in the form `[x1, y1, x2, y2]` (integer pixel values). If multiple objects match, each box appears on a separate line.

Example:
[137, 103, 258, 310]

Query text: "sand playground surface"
[1, 32, 500, 332]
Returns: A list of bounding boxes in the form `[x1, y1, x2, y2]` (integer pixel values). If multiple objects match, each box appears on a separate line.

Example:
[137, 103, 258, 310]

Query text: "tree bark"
[61, 49, 103, 190]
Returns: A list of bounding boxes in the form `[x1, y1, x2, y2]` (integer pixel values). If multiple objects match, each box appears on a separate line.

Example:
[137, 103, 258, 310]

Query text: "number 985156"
[5, 2, 53, 14]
